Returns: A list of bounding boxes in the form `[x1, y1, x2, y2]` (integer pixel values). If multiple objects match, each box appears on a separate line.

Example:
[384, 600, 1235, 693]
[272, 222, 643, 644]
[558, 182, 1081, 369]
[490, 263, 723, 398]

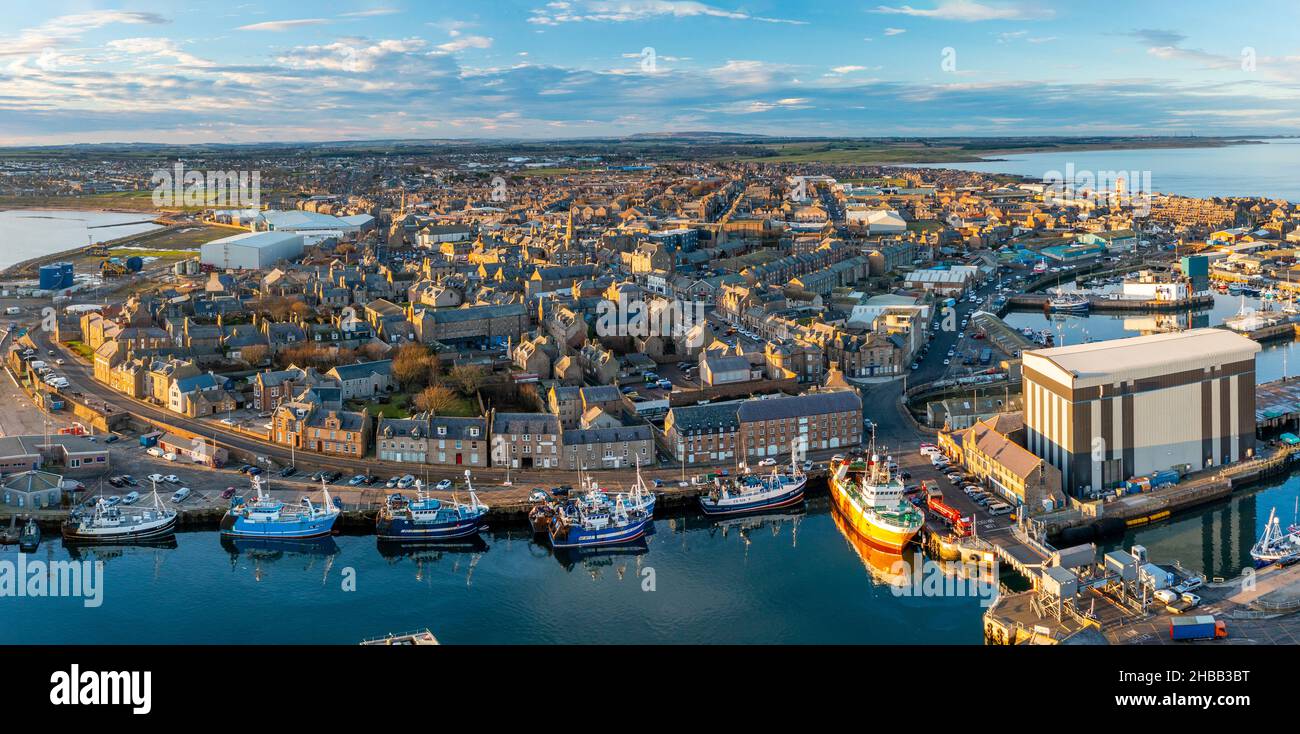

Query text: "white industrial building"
[200, 231, 305, 271]
[1022, 328, 1260, 498]
[846, 206, 907, 234]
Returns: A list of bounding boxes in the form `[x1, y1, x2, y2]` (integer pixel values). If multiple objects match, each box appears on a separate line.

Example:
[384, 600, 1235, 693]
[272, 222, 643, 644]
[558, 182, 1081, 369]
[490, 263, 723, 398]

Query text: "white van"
[988, 502, 1013, 516]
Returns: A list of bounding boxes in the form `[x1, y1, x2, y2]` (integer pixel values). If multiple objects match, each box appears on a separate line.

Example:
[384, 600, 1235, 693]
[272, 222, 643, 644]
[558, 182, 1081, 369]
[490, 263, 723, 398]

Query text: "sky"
[1, 0, 1297, 145]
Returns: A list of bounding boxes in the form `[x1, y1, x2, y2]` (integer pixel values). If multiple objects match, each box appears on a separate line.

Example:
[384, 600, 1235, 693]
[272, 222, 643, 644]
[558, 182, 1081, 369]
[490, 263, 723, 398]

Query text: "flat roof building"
[200, 231, 305, 271]
[1022, 328, 1260, 497]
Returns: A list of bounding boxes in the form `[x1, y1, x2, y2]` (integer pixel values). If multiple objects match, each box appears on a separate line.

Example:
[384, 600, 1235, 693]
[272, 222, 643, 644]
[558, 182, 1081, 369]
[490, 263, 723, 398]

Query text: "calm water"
[0, 209, 161, 270]
[913, 139, 1300, 201]
[0, 498, 986, 645]
[1004, 289, 1300, 383]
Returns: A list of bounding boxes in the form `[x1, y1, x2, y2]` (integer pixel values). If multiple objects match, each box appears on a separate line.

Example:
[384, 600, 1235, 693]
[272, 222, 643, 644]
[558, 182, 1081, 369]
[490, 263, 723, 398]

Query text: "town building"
[1022, 328, 1260, 497]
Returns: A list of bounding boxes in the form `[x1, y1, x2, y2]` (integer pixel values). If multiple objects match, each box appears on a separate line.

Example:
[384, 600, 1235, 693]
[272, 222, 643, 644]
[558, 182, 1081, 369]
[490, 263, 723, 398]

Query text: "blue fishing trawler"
[544, 495, 651, 549]
[221, 478, 339, 539]
[376, 471, 489, 542]
[700, 458, 806, 516]
[575, 462, 656, 517]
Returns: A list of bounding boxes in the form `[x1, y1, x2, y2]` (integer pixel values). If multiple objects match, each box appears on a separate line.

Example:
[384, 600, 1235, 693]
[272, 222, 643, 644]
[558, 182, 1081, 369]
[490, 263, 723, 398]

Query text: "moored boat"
[1251, 505, 1300, 568]
[62, 489, 177, 543]
[828, 446, 923, 552]
[546, 494, 651, 549]
[700, 454, 806, 516]
[376, 471, 489, 542]
[1047, 289, 1090, 313]
[18, 517, 40, 553]
[220, 477, 339, 539]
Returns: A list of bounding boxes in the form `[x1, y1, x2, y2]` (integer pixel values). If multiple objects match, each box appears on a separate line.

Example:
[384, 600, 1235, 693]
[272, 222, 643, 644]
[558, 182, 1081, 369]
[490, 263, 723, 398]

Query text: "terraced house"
[375, 415, 488, 467]
[272, 397, 371, 457]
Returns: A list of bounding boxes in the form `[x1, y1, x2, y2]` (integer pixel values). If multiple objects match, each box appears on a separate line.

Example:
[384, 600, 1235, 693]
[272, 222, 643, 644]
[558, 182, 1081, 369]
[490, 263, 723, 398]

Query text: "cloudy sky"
[1, 1, 1296, 144]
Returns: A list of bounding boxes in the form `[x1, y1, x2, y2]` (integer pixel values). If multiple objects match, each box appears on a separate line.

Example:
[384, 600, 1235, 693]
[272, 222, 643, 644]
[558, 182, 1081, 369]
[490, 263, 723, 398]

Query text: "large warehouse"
[1022, 328, 1260, 498]
[200, 231, 305, 270]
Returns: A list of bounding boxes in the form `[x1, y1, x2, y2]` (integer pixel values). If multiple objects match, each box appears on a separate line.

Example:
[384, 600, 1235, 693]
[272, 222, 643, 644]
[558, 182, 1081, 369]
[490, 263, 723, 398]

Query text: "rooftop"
[1024, 328, 1260, 388]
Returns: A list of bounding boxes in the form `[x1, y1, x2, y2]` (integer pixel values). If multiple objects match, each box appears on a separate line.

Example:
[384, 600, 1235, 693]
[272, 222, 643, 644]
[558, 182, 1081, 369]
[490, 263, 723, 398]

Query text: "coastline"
[0, 207, 170, 278]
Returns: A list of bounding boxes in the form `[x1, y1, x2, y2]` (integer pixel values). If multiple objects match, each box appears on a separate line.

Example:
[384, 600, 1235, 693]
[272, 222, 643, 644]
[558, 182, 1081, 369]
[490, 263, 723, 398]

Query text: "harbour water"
[0, 209, 161, 271]
[912, 139, 1300, 202]
[0, 499, 987, 645]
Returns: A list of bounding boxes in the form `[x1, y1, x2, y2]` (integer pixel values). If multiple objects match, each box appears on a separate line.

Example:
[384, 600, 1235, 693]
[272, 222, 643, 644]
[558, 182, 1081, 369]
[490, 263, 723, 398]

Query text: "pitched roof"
[736, 390, 862, 422]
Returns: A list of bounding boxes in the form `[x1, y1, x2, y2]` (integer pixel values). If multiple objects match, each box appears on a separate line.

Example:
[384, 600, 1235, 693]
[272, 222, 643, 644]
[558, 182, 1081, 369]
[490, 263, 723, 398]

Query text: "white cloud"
[529, 0, 806, 26]
[874, 1, 1053, 22]
[883, 27, 907, 36]
[339, 8, 401, 18]
[238, 19, 331, 32]
[0, 10, 168, 57]
[436, 35, 493, 52]
[831, 65, 867, 74]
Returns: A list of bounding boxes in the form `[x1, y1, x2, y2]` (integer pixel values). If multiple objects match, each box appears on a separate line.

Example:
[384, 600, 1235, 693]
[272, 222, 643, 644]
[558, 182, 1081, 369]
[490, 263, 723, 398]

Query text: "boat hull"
[828, 475, 921, 552]
[220, 510, 338, 538]
[376, 513, 487, 542]
[62, 513, 178, 542]
[699, 481, 805, 516]
[549, 516, 651, 549]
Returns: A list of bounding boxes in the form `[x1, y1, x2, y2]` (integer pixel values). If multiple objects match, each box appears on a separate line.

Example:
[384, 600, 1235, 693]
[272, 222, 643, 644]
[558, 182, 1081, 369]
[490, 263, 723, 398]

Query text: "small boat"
[1250, 506, 1300, 568]
[220, 477, 339, 539]
[375, 471, 489, 542]
[360, 629, 440, 646]
[18, 517, 41, 553]
[62, 488, 177, 543]
[546, 495, 651, 549]
[1047, 289, 1090, 313]
[700, 454, 806, 516]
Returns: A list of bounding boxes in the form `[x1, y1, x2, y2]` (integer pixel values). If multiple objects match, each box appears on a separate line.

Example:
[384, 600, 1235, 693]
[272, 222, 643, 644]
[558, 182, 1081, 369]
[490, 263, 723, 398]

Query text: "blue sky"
[1, 1, 1296, 144]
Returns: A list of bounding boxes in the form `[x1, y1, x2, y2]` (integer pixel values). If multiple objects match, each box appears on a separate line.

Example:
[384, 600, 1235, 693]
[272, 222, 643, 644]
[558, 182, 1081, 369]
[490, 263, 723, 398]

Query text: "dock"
[1006, 293, 1214, 312]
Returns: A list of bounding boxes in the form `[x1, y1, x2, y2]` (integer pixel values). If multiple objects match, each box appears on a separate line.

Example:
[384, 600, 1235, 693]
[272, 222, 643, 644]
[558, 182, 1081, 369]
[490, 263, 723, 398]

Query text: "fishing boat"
[828, 444, 924, 552]
[18, 518, 40, 552]
[62, 488, 178, 543]
[1251, 505, 1300, 567]
[1048, 289, 1090, 313]
[700, 453, 806, 516]
[375, 471, 489, 542]
[545, 494, 651, 549]
[220, 477, 339, 539]
[575, 461, 657, 517]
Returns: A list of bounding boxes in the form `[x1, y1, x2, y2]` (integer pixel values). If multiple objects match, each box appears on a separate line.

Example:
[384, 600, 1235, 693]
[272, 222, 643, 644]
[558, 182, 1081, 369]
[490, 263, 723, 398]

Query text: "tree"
[414, 384, 457, 414]
[448, 364, 485, 397]
[392, 342, 432, 391]
[241, 344, 269, 367]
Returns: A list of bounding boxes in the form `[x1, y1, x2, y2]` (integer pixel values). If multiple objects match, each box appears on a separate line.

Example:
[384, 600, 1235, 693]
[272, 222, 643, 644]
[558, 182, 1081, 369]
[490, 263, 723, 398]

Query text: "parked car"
[122, 491, 140, 505]
[386, 477, 400, 488]
[146, 447, 165, 458]
[278, 465, 298, 477]
[107, 476, 124, 488]
[170, 488, 191, 503]
[1154, 588, 1179, 604]
[348, 474, 367, 486]
[1181, 592, 1202, 607]
[248, 467, 262, 476]
[758, 458, 777, 466]
[162, 452, 178, 462]
[221, 487, 237, 500]
[104, 434, 119, 443]
[163, 474, 181, 484]
[120, 475, 138, 487]
[147, 473, 165, 483]
[397, 474, 416, 488]
[325, 471, 342, 482]
[105, 496, 122, 507]
[1174, 576, 1205, 594]
[435, 479, 452, 491]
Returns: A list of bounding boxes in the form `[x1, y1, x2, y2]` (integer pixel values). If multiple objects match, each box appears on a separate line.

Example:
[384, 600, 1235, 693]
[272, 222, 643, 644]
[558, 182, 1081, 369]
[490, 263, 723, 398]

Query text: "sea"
[0, 209, 162, 271]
